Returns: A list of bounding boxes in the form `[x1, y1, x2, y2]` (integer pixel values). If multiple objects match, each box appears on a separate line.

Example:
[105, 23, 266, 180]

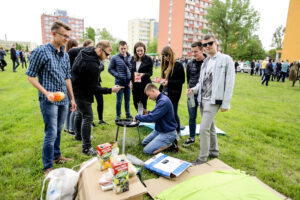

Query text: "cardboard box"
[144, 159, 289, 200]
[78, 158, 147, 200]
[144, 153, 191, 178]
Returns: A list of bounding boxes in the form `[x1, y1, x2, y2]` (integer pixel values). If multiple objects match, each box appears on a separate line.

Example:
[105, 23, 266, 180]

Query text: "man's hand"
[70, 99, 76, 111]
[186, 88, 193, 96]
[161, 80, 168, 86]
[133, 117, 136, 122]
[46, 92, 55, 103]
[112, 85, 124, 93]
[129, 81, 133, 90]
[220, 108, 228, 112]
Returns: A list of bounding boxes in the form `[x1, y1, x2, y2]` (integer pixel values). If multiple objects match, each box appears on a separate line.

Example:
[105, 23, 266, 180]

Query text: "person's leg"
[21, 60, 24, 69]
[39, 100, 58, 171]
[12, 60, 16, 72]
[69, 110, 76, 132]
[142, 130, 159, 147]
[95, 92, 104, 121]
[124, 86, 131, 118]
[64, 104, 71, 131]
[209, 119, 219, 157]
[282, 73, 286, 82]
[188, 96, 198, 138]
[197, 101, 219, 162]
[132, 88, 139, 111]
[15, 59, 19, 70]
[2, 60, 7, 70]
[74, 110, 82, 140]
[53, 103, 68, 159]
[266, 75, 270, 86]
[143, 130, 177, 154]
[116, 88, 124, 119]
[172, 100, 180, 133]
[76, 101, 93, 150]
[141, 90, 148, 110]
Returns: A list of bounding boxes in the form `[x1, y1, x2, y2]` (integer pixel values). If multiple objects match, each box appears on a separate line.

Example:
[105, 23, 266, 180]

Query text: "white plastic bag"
[40, 157, 97, 200]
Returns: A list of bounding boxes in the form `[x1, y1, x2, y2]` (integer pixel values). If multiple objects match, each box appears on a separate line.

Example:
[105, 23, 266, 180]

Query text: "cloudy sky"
[0, 0, 289, 50]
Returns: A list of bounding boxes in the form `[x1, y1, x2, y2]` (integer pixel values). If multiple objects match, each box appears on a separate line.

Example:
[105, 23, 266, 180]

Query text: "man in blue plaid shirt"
[26, 21, 76, 176]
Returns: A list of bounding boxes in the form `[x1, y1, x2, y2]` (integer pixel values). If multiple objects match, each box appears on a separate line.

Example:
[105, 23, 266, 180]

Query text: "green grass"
[0, 58, 299, 200]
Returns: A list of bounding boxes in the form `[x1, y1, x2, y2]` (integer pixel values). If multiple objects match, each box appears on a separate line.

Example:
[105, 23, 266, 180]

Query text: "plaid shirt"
[26, 42, 71, 105]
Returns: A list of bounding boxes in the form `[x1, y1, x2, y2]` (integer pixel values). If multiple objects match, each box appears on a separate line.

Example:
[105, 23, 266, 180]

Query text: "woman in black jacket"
[130, 42, 153, 114]
[159, 46, 185, 135]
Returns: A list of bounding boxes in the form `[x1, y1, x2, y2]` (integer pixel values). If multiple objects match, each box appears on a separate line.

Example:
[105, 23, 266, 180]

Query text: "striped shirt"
[26, 42, 71, 105]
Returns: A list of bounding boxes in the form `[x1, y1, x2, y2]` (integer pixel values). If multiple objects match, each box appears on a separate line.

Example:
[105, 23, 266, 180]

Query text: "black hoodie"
[72, 46, 111, 103]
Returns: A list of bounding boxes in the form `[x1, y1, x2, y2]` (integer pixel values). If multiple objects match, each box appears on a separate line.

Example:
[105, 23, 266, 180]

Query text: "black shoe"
[126, 115, 133, 120]
[168, 139, 179, 152]
[208, 154, 218, 159]
[98, 120, 108, 125]
[64, 129, 68, 133]
[74, 135, 82, 141]
[92, 122, 96, 127]
[183, 137, 195, 147]
[191, 159, 206, 166]
[180, 125, 185, 130]
[68, 130, 75, 136]
[82, 147, 97, 156]
[115, 116, 120, 122]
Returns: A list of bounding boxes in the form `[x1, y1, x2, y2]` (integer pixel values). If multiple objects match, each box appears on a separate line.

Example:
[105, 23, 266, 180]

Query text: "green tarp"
[156, 170, 281, 200]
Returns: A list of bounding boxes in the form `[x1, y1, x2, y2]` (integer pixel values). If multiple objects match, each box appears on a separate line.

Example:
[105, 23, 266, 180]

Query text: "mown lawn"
[0, 58, 299, 200]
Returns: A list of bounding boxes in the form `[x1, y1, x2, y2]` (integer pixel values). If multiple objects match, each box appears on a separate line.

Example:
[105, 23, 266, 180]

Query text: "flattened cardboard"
[144, 159, 288, 200]
[78, 159, 147, 200]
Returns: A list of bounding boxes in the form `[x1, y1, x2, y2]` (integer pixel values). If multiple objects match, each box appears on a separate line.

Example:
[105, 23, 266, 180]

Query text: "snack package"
[99, 169, 114, 191]
[97, 143, 112, 171]
[49, 92, 66, 102]
[134, 72, 142, 82]
[110, 155, 137, 177]
[111, 159, 129, 194]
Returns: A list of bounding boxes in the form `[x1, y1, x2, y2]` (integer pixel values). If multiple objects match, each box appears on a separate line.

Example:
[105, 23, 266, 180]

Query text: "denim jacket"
[192, 52, 235, 109]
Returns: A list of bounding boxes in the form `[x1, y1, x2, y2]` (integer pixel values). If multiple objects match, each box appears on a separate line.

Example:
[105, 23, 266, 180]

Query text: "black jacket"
[131, 55, 153, 89]
[68, 47, 83, 68]
[71, 46, 111, 103]
[186, 59, 204, 88]
[10, 48, 17, 60]
[159, 61, 185, 103]
[265, 62, 274, 75]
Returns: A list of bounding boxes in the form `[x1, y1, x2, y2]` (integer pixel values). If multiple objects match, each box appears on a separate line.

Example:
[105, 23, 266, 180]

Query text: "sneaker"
[98, 120, 108, 125]
[54, 156, 73, 164]
[64, 129, 68, 133]
[92, 122, 96, 127]
[183, 137, 195, 147]
[208, 154, 218, 159]
[115, 116, 121, 122]
[126, 115, 133, 120]
[180, 125, 185, 130]
[82, 147, 97, 156]
[191, 159, 206, 166]
[44, 168, 53, 177]
[68, 130, 75, 136]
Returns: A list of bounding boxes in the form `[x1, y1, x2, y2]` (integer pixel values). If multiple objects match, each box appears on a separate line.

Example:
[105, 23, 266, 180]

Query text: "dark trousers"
[261, 74, 270, 86]
[116, 86, 131, 118]
[281, 72, 287, 82]
[0, 59, 7, 70]
[21, 59, 27, 69]
[94, 92, 104, 121]
[132, 85, 148, 111]
[250, 68, 254, 76]
[12, 59, 19, 72]
[171, 99, 180, 133]
[74, 99, 93, 150]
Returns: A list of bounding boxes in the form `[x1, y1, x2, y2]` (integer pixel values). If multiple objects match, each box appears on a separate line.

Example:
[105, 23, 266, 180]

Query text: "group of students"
[25, 20, 235, 175]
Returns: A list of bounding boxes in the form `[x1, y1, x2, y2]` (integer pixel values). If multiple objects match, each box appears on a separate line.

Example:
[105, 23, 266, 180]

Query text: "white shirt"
[136, 61, 142, 72]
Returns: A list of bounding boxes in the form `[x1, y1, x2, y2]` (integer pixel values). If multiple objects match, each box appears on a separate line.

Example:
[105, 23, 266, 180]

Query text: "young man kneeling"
[133, 83, 178, 154]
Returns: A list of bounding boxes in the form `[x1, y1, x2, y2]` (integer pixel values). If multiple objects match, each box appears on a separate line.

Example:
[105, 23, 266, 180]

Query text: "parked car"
[237, 62, 251, 73]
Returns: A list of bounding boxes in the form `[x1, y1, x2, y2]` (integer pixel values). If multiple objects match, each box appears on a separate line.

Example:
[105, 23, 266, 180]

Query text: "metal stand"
[115, 124, 142, 154]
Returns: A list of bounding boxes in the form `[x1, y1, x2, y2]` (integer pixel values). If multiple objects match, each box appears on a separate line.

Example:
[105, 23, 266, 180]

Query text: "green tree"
[205, 0, 260, 56]
[147, 37, 158, 53]
[235, 35, 266, 61]
[81, 27, 96, 43]
[267, 49, 276, 60]
[15, 43, 24, 51]
[96, 28, 119, 56]
[271, 25, 285, 50]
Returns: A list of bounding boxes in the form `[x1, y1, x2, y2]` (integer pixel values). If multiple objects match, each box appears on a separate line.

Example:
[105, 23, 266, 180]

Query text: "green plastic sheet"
[156, 170, 282, 200]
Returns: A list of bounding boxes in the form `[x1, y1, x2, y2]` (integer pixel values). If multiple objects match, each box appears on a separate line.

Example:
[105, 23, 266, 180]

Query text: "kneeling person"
[134, 83, 178, 154]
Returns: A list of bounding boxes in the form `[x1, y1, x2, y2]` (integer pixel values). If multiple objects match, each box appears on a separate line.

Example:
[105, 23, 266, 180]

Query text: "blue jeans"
[116, 85, 131, 118]
[64, 105, 75, 132]
[39, 100, 68, 171]
[142, 130, 177, 154]
[188, 95, 199, 138]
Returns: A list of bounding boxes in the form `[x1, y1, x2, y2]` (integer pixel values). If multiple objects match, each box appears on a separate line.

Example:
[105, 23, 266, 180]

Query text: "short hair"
[119, 41, 127, 47]
[96, 40, 112, 50]
[0, 46, 3, 50]
[144, 83, 158, 93]
[83, 39, 93, 47]
[203, 34, 215, 41]
[191, 41, 203, 50]
[51, 20, 71, 32]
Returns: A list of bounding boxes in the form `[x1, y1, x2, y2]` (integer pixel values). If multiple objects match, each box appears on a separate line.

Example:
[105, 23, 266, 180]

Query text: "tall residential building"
[128, 19, 159, 53]
[158, 0, 211, 58]
[41, 9, 84, 44]
[282, 0, 300, 61]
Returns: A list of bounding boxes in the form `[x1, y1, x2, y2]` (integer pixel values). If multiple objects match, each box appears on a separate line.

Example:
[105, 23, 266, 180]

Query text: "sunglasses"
[56, 32, 70, 39]
[202, 41, 214, 47]
[102, 49, 110, 57]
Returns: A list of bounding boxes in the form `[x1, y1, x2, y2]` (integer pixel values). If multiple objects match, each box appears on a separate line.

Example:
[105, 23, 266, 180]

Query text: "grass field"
[0, 58, 299, 200]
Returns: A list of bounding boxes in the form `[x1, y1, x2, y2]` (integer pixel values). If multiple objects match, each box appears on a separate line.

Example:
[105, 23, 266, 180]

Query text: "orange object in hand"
[50, 92, 66, 102]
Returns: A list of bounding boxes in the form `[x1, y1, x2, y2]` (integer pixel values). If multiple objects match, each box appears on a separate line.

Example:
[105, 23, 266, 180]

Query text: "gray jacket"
[192, 52, 235, 109]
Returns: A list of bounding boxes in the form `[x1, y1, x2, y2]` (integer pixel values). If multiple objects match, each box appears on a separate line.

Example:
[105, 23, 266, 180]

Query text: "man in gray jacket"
[187, 34, 235, 165]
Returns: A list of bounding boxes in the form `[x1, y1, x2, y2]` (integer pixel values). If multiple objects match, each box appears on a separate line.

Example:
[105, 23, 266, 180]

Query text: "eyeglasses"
[56, 32, 70, 39]
[202, 41, 214, 47]
[102, 49, 110, 57]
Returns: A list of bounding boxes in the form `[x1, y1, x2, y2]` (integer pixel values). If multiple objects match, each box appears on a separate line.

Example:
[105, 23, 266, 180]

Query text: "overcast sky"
[0, 0, 289, 50]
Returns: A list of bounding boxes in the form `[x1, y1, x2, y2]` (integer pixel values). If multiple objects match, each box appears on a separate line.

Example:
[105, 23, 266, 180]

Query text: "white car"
[237, 62, 251, 73]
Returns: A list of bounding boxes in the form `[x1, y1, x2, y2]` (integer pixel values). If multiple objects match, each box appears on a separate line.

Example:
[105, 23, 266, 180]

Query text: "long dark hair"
[66, 39, 78, 52]
[133, 42, 146, 62]
[161, 46, 176, 79]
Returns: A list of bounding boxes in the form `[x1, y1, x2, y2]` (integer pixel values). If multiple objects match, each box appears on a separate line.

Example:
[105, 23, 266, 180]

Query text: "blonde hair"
[51, 20, 71, 32]
[96, 40, 112, 50]
[161, 46, 176, 79]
